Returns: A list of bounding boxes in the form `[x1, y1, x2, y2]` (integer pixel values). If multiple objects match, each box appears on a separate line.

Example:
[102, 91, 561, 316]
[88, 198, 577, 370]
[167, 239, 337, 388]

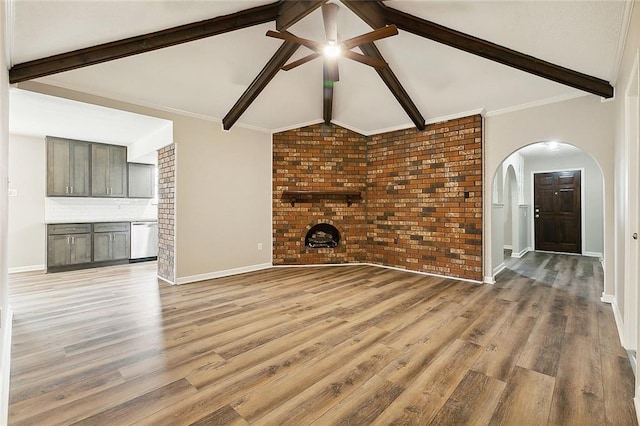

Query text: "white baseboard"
[176, 263, 273, 285]
[511, 247, 530, 259]
[156, 274, 175, 285]
[584, 251, 603, 259]
[8, 264, 44, 274]
[601, 293, 615, 304]
[503, 245, 513, 250]
[610, 299, 626, 348]
[274, 262, 484, 284]
[0, 306, 13, 426]
[484, 276, 496, 285]
[493, 262, 506, 277]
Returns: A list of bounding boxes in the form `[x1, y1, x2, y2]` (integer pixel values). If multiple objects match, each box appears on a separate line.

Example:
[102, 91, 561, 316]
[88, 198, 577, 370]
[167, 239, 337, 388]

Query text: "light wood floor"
[7, 253, 637, 425]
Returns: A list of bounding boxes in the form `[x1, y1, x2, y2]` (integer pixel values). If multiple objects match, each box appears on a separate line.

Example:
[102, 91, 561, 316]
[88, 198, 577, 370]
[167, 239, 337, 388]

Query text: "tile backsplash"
[45, 197, 158, 223]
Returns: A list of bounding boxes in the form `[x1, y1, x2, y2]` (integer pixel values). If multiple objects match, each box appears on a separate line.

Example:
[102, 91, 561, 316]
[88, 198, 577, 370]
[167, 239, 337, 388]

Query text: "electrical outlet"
[257, 243, 263, 251]
[7, 189, 17, 197]
[394, 237, 399, 244]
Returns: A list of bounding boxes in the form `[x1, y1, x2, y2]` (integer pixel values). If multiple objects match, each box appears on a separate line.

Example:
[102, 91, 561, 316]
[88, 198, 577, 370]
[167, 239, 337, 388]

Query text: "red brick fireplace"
[272, 115, 482, 281]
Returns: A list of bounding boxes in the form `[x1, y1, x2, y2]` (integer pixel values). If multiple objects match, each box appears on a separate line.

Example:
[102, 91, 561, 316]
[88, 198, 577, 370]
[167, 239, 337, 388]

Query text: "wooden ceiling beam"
[384, 6, 614, 98]
[9, 1, 283, 84]
[277, 1, 326, 32]
[359, 43, 425, 130]
[223, 41, 300, 130]
[343, 0, 614, 98]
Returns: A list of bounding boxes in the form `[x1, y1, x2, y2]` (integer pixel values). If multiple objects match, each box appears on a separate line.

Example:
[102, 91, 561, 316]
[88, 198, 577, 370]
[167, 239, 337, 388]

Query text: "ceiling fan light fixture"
[323, 43, 341, 59]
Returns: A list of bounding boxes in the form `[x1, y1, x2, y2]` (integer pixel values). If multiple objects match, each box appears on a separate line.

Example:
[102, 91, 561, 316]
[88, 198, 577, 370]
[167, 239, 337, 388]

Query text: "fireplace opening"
[305, 224, 340, 248]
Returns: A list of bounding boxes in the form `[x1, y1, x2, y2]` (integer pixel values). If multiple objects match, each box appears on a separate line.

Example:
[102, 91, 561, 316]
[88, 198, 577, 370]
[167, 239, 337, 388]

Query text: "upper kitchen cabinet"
[92, 144, 127, 197]
[128, 163, 156, 198]
[46, 137, 90, 197]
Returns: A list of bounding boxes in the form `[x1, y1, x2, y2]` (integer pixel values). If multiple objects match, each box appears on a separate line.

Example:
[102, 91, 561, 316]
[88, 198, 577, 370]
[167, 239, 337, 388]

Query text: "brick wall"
[273, 124, 368, 264]
[158, 144, 175, 283]
[272, 115, 483, 281]
[367, 116, 483, 280]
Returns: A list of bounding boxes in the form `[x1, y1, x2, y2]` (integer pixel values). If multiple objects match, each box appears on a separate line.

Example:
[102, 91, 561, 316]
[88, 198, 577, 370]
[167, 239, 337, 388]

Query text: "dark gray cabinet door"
[111, 232, 131, 260]
[47, 233, 92, 266]
[70, 234, 92, 264]
[47, 137, 90, 196]
[128, 163, 155, 198]
[93, 231, 130, 262]
[93, 233, 111, 262]
[47, 235, 71, 267]
[92, 144, 127, 197]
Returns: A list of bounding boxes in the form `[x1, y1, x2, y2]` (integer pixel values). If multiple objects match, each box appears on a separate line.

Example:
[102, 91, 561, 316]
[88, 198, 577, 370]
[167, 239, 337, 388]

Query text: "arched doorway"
[489, 141, 605, 280]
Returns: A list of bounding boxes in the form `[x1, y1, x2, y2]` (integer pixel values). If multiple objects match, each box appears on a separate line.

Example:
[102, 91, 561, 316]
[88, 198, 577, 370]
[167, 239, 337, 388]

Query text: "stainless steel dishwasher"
[130, 221, 159, 261]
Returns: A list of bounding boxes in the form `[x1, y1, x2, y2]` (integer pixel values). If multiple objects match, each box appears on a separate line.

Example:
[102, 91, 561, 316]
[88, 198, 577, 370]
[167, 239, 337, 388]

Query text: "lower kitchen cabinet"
[47, 224, 93, 268]
[93, 223, 131, 262]
[47, 222, 131, 272]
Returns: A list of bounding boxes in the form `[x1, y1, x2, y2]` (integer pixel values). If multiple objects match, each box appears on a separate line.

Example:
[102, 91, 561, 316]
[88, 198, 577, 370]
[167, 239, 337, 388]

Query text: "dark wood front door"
[534, 170, 582, 254]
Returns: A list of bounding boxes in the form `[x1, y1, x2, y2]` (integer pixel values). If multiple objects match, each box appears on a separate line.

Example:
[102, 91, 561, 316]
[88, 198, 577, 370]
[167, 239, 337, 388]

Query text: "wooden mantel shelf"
[282, 190, 362, 207]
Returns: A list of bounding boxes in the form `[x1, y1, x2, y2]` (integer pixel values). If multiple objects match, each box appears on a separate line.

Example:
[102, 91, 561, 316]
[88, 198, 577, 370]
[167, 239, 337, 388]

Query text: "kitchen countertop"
[44, 219, 158, 224]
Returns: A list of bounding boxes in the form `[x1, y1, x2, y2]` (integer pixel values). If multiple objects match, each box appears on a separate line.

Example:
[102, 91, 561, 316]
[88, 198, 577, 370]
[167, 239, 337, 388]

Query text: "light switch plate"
[8, 189, 17, 197]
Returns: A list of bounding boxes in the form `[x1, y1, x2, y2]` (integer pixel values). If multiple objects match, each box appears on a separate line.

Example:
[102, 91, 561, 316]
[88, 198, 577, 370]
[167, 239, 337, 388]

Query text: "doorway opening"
[490, 142, 604, 280]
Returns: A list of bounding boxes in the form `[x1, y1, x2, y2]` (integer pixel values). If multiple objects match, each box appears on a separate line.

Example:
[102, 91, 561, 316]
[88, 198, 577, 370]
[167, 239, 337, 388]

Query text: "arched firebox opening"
[305, 223, 341, 248]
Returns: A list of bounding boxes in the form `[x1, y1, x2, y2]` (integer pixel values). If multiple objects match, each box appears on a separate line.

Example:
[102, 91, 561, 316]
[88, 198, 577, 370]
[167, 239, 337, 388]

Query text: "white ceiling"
[9, 0, 631, 135]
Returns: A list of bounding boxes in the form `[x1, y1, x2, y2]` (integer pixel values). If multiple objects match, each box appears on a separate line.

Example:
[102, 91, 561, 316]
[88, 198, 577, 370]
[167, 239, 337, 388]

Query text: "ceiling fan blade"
[266, 30, 322, 52]
[343, 50, 388, 69]
[321, 3, 339, 44]
[342, 25, 399, 50]
[282, 52, 321, 71]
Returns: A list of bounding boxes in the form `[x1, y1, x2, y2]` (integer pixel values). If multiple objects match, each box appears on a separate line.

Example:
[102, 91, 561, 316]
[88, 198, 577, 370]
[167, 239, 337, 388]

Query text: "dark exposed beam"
[223, 41, 300, 130]
[340, 0, 387, 30]
[277, 1, 325, 32]
[323, 62, 334, 124]
[9, 1, 282, 84]
[343, 0, 614, 98]
[384, 6, 614, 98]
[359, 43, 425, 130]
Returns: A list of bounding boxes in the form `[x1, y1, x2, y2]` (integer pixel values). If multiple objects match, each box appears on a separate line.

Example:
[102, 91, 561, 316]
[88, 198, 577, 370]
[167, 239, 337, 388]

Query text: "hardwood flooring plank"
[548, 334, 606, 425]
[601, 352, 638, 425]
[252, 343, 398, 425]
[310, 374, 404, 425]
[471, 311, 537, 381]
[373, 339, 483, 425]
[517, 311, 567, 377]
[489, 366, 555, 425]
[431, 370, 506, 426]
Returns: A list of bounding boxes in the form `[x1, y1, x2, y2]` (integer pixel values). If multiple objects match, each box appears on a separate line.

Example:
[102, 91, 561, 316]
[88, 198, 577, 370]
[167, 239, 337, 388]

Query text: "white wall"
[7, 135, 45, 271]
[0, 2, 12, 422]
[523, 150, 604, 257]
[484, 95, 615, 294]
[16, 82, 274, 284]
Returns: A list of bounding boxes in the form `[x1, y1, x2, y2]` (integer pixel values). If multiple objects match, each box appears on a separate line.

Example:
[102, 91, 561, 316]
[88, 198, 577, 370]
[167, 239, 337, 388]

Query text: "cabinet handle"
[67, 236, 70, 244]
[70, 186, 73, 194]
[65, 186, 69, 194]
[71, 236, 75, 244]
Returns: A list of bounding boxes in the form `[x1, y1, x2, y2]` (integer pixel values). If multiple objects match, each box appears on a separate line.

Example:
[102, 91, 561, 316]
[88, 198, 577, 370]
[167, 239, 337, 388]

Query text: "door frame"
[530, 167, 586, 255]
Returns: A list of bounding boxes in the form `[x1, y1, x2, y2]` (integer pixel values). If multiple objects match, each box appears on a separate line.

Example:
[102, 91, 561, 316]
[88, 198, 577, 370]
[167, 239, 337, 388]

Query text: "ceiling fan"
[265, 2, 398, 86]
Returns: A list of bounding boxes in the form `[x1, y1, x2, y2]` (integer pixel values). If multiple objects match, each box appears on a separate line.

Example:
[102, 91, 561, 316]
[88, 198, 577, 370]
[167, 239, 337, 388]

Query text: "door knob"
[634, 233, 638, 240]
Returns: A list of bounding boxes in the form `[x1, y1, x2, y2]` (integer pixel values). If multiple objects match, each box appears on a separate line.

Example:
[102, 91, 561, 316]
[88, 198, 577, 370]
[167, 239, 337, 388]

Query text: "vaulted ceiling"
[8, 0, 630, 134]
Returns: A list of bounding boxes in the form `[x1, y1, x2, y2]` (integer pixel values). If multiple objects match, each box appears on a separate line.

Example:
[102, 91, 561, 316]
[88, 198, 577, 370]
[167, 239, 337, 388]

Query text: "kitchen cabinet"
[47, 224, 92, 268]
[128, 163, 156, 198]
[92, 144, 127, 197]
[93, 222, 131, 262]
[46, 137, 91, 197]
